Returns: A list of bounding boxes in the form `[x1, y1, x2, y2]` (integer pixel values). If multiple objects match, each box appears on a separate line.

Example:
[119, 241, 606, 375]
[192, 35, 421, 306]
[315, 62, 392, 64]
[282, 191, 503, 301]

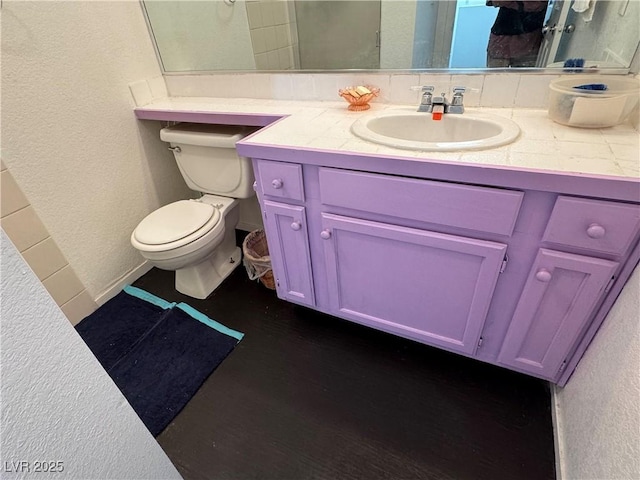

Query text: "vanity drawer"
[542, 196, 640, 256]
[319, 168, 523, 236]
[256, 159, 305, 202]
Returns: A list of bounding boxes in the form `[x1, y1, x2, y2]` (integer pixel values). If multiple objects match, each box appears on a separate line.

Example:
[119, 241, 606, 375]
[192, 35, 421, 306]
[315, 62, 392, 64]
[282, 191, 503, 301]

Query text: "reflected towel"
[572, 0, 590, 13]
[572, 0, 598, 22]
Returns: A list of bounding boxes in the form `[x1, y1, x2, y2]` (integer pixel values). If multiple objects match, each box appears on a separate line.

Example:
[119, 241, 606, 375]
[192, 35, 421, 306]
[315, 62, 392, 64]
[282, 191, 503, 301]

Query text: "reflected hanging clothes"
[486, 1, 549, 67]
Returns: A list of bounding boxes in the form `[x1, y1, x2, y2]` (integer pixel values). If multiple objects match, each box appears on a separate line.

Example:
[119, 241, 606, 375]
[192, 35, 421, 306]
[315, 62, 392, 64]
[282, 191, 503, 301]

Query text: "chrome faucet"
[417, 86, 434, 112]
[448, 86, 466, 114]
[431, 91, 449, 111]
[415, 86, 466, 114]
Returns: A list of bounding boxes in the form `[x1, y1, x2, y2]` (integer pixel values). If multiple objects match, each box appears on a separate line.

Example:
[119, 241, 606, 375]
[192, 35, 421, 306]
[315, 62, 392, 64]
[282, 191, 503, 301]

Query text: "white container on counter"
[548, 75, 640, 128]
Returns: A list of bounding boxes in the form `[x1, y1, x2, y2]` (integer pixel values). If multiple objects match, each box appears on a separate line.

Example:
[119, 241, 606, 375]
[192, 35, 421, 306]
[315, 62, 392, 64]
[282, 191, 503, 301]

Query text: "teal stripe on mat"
[124, 285, 176, 310]
[177, 303, 244, 342]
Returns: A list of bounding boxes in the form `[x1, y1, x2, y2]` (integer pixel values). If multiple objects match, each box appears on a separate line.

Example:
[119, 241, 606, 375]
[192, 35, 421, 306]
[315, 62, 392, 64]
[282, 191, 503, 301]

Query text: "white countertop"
[137, 97, 640, 179]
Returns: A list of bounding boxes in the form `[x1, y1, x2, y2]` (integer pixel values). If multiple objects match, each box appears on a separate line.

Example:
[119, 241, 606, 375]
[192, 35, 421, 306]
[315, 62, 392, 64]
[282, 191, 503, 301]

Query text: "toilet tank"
[160, 123, 256, 198]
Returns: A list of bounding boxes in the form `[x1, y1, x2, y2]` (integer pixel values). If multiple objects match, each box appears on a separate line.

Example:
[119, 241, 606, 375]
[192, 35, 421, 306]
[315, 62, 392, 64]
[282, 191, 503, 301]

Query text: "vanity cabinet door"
[320, 213, 507, 355]
[498, 249, 618, 380]
[263, 200, 315, 307]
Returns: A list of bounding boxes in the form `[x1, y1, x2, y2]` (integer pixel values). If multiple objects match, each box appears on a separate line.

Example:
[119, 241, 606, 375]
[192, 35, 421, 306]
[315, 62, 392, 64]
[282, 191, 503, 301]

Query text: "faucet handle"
[410, 85, 434, 93]
[414, 86, 435, 112]
[449, 86, 466, 113]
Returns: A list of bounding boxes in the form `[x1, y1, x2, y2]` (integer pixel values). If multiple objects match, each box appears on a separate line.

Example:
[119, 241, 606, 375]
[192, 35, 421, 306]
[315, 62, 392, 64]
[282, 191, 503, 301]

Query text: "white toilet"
[131, 123, 255, 299]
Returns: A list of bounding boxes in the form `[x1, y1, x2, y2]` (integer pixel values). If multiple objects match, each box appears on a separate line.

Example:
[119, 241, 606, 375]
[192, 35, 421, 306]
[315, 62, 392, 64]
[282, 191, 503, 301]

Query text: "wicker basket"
[259, 269, 275, 290]
[242, 230, 275, 290]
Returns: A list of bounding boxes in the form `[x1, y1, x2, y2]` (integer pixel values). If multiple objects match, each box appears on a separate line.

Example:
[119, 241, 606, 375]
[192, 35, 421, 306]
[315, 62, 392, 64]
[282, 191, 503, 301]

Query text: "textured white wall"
[0, 230, 182, 480]
[555, 265, 640, 480]
[1, 1, 193, 299]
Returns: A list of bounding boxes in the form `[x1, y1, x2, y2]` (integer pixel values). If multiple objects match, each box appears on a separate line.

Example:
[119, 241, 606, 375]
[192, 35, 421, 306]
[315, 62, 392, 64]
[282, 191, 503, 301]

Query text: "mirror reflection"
[142, 0, 639, 72]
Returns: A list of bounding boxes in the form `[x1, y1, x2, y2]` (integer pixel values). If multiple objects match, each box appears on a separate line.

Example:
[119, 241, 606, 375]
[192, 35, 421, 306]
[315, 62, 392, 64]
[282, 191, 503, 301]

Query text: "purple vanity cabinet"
[320, 213, 507, 355]
[498, 248, 619, 379]
[254, 159, 315, 306]
[262, 201, 316, 307]
[499, 194, 639, 380]
[247, 152, 640, 385]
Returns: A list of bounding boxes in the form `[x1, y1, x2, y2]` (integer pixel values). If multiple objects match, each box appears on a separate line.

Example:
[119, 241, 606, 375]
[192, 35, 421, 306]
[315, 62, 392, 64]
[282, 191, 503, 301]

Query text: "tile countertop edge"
[236, 141, 640, 203]
[134, 98, 640, 202]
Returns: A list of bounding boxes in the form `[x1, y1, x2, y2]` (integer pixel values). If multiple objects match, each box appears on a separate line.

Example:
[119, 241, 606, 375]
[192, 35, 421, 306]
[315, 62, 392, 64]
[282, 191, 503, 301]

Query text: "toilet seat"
[132, 200, 222, 252]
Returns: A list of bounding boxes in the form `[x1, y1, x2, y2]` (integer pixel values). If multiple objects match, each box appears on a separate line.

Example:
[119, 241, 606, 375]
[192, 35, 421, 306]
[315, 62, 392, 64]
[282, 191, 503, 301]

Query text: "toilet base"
[175, 246, 241, 299]
[133, 196, 242, 299]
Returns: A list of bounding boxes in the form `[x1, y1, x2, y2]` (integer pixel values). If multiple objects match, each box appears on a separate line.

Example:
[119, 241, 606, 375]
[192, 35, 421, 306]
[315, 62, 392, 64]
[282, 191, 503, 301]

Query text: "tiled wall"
[164, 72, 561, 108]
[246, 0, 299, 70]
[1, 160, 97, 325]
[163, 72, 640, 130]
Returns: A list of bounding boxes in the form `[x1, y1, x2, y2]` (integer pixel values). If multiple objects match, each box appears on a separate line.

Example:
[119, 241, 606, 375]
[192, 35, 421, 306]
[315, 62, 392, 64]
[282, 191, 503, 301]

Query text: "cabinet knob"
[535, 269, 552, 283]
[320, 229, 332, 240]
[271, 178, 283, 189]
[291, 221, 301, 231]
[586, 223, 606, 239]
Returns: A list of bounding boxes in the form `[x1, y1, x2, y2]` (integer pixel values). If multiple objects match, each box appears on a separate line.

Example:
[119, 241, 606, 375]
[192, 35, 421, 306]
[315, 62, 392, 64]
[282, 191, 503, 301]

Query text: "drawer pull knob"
[320, 229, 332, 240]
[586, 223, 606, 239]
[291, 221, 301, 231]
[536, 269, 552, 283]
[271, 178, 284, 189]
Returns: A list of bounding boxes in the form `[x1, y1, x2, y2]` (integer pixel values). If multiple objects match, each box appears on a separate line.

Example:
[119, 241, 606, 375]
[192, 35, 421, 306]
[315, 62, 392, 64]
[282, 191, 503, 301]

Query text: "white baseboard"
[94, 261, 153, 306]
[550, 384, 564, 480]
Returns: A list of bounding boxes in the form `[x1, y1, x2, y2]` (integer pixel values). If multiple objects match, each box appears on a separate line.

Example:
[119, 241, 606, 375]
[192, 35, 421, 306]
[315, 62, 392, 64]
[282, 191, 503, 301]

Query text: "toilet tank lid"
[160, 123, 252, 148]
[133, 200, 220, 246]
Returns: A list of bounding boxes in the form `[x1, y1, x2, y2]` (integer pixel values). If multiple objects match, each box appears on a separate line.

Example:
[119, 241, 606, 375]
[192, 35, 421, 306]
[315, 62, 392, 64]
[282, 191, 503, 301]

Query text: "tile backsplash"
[162, 72, 562, 108]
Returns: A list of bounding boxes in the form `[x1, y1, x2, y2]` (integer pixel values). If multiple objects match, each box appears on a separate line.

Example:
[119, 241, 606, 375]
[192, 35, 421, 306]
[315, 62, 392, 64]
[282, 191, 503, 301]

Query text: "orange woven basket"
[339, 86, 380, 111]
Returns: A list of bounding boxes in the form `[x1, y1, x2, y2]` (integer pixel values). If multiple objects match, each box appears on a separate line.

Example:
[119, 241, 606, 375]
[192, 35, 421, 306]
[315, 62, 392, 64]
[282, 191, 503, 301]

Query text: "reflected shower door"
[537, 0, 571, 66]
[295, 0, 381, 69]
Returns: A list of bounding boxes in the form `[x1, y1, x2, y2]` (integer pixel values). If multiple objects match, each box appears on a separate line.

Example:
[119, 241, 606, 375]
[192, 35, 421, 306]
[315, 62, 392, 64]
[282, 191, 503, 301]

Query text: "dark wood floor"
[133, 244, 555, 480]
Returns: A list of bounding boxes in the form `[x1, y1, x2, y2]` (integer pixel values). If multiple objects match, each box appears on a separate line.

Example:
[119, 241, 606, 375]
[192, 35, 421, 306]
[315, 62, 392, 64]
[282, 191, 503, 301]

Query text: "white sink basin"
[351, 109, 520, 152]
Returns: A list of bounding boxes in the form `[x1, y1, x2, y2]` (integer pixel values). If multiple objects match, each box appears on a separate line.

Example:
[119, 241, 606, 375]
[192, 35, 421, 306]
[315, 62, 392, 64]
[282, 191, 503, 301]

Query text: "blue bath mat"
[76, 285, 243, 436]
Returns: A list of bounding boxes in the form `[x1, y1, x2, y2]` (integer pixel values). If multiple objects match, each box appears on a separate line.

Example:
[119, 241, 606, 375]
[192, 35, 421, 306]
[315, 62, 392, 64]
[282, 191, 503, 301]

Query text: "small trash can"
[242, 229, 275, 290]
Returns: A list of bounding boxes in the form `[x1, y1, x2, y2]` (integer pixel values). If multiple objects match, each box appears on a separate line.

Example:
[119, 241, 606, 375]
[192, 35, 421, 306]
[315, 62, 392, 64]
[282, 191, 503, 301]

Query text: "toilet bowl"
[130, 123, 255, 299]
[132, 195, 241, 299]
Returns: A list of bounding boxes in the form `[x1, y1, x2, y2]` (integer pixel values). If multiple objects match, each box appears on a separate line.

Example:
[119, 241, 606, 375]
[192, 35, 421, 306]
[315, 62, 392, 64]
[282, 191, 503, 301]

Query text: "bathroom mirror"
[141, 0, 639, 73]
